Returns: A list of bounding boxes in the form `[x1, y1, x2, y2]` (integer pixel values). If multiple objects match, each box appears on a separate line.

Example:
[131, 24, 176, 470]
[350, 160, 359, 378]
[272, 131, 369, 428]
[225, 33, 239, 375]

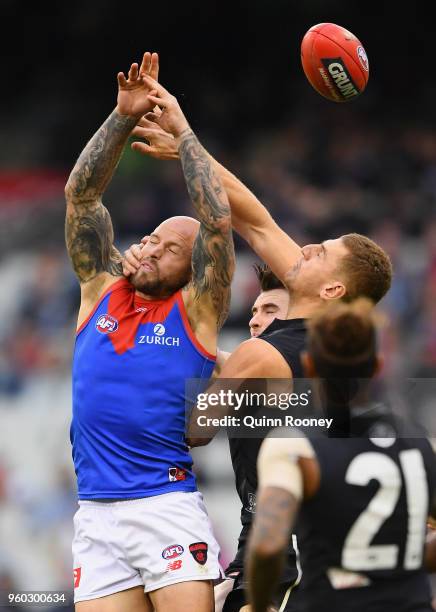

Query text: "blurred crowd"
[0, 106, 436, 603]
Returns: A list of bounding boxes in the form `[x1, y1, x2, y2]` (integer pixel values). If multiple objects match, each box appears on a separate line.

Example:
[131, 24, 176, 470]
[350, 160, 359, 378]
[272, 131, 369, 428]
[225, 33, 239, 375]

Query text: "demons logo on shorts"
[189, 542, 208, 565]
[162, 544, 184, 560]
[73, 567, 81, 588]
[95, 314, 119, 334]
[168, 467, 187, 482]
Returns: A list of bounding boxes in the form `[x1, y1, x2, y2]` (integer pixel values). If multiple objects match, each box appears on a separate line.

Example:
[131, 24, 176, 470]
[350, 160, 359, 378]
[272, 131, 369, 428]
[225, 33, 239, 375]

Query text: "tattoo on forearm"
[178, 131, 235, 327]
[65, 110, 136, 282]
[66, 110, 137, 204]
[252, 489, 294, 550]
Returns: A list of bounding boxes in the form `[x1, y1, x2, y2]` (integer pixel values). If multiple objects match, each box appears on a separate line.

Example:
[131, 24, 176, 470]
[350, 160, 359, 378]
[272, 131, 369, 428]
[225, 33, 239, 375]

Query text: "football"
[301, 23, 369, 102]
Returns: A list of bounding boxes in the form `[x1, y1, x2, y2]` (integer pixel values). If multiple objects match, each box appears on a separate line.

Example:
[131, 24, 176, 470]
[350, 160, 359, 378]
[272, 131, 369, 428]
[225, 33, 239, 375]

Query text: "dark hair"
[253, 264, 286, 292]
[340, 233, 393, 304]
[307, 298, 377, 379]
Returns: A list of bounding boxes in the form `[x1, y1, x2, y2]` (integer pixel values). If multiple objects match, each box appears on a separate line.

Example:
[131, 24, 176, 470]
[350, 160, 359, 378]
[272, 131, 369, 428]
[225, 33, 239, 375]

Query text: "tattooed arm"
[246, 435, 318, 612]
[247, 486, 297, 612]
[143, 77, 235, 337]
[65, 53, 159, 293]
[178, 130, 234, 329]
[64, 109, 134, 284]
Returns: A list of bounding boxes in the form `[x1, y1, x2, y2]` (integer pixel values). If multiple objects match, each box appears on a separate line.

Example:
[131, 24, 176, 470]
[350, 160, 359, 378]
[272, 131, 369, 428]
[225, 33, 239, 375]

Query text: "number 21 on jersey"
[342, 449, 428, 571]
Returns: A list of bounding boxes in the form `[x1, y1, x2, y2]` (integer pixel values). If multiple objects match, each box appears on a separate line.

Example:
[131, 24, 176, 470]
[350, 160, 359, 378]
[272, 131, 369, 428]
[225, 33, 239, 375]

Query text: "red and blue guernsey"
[71, 278, 215, 499]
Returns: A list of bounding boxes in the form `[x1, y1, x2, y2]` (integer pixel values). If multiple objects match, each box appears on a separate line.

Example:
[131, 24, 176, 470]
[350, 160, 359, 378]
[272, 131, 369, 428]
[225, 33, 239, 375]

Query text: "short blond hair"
[341, 233, 393, 304]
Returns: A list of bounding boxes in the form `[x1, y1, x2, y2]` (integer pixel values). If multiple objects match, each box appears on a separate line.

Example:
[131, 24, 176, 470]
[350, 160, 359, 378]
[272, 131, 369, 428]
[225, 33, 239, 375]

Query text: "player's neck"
[135, 289, 174, 302]
[286, 298, 324, 320]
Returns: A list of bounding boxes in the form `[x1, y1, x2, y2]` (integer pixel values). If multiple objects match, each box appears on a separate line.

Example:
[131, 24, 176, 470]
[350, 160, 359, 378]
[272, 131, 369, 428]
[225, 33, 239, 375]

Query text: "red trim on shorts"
[176, 292, 216, 361]
[76, 278, 128, 336]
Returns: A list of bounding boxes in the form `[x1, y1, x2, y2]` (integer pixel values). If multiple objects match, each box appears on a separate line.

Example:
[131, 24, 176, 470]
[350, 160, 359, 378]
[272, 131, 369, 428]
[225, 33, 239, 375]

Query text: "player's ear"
[301, 351, 317, 378]
[320, 281, 346, 300]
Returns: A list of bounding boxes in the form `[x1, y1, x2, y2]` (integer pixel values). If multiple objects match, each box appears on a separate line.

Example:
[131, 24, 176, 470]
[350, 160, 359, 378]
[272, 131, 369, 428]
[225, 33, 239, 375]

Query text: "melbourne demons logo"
[95, 314, 119, 334]
[189, 542, 208, 565]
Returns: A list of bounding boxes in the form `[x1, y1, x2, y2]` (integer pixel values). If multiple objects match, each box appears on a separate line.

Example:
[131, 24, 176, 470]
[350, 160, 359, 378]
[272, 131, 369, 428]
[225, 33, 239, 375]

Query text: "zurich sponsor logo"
[95, 314, 118, 334]
[357, 46, 369, 71]
[162, 544, 184, 560]
[154, 323, 165, 336]
[138, 322, 180, 346]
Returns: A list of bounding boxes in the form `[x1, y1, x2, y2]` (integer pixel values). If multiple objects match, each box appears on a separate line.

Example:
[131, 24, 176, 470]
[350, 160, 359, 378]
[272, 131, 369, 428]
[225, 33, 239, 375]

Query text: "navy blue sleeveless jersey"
[71, 278, 215, 499]
[297, 411, 436, 612]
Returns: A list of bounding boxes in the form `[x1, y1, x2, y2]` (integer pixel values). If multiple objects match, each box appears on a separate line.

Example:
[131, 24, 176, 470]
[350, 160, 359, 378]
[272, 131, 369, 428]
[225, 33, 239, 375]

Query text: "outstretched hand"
[131, 113, 179, 160]
[141, 76, 190, 138]
[116, 52, 160, 119]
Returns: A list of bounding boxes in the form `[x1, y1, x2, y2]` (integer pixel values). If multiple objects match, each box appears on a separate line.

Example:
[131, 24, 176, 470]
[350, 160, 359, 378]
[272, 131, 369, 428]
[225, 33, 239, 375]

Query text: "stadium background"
[1, 0, 436, 608]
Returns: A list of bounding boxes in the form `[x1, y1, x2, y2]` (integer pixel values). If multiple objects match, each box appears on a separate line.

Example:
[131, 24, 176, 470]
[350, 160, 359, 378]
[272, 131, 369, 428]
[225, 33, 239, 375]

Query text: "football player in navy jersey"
[127, 95, 394, 612]
[248, 299, 436, 612]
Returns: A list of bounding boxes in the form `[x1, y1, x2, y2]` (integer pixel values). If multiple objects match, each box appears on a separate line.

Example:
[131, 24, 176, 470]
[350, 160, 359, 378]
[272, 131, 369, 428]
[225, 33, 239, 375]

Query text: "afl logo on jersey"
[95, 314, 119, 334]
[154, 323, 165, 336]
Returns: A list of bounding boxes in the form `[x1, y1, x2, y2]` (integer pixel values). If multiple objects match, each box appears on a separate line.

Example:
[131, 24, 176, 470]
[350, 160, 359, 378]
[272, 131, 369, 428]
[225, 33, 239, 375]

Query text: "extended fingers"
[131, 124, 159, 138]
[150, 52, 159, 80]
[128, 63, 139, 81]
[117, 72, 128, 88]
[147, 93, 166, 109]
[136, 116, 158, 129]
[139, 52, 151, 76]
[131, 141, 156, 156]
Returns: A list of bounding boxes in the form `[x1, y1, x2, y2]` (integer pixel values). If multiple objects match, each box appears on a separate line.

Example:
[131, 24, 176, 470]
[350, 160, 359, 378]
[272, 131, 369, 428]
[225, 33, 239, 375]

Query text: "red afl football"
[301, 23, 369, 102]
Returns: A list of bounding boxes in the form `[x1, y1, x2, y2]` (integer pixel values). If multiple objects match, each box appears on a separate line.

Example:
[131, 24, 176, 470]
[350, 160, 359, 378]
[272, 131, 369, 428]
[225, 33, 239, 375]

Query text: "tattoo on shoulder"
[179, 132, 235, 328]
[65, 202, 122, 283]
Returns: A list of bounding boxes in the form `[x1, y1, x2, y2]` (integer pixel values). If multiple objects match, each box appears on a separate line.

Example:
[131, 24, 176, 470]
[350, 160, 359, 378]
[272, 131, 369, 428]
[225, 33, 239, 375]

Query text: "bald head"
[156, 216, 200, 251]
[130, 216, 199, 298]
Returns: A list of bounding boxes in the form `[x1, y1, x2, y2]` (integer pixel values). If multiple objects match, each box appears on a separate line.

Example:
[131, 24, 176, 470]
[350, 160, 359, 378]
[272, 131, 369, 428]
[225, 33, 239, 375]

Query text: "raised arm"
[131, 115, 302, 283]
[178, 130, 234, 329]
[212, 160, 302, 282]
[65, 53, 159, 290]
[143, 77, 235, 336]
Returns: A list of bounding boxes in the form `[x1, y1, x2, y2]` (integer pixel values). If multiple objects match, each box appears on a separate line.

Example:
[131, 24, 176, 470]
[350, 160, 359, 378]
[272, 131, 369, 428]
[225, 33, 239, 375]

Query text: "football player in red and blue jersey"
[65, 52, 236, 612]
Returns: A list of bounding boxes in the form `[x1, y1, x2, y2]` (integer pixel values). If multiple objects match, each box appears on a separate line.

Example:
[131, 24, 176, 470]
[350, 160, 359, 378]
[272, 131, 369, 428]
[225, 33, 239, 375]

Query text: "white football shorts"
[72, 491, 222, 603]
